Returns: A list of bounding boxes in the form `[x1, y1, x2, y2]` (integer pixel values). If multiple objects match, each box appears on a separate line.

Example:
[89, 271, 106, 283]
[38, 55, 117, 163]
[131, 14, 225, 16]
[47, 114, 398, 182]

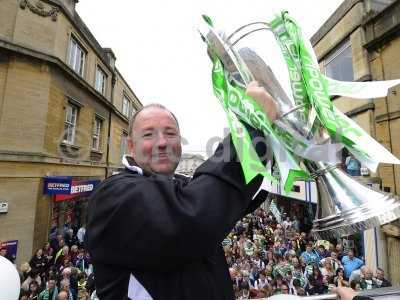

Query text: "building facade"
[0, 0, 142, 263]
[175, 153, 206, 177]
[311, 0, 400, 284]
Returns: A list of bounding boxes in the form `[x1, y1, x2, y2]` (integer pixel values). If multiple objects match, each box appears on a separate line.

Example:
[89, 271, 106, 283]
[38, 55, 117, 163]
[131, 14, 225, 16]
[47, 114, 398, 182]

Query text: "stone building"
[311, 0, 400, 285]
[0, 0, 142, 263]
[175, 153, 206, 177]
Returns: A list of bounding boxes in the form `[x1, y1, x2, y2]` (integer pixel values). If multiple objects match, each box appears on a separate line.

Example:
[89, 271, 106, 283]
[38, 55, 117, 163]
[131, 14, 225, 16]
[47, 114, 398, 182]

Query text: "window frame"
[68, 35, 86, 77]
[91, 117, 103, 151]
[95, 65, 107, 95]
[63, 103, 78, 145]
[122, 95, 131, 118]
[323, 39, 354, 82]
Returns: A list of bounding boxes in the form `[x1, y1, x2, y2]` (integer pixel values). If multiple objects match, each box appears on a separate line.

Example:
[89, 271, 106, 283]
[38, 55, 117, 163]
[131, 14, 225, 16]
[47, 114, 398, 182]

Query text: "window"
[92, 117, 102, 151]
[63, 104, 78, 144]
[95, 66, 107, 95]
[68, 36, 86, 76]
[324, 40, 353, 81]
[120, 131, 128, 159]
[122, 96, 130, 118]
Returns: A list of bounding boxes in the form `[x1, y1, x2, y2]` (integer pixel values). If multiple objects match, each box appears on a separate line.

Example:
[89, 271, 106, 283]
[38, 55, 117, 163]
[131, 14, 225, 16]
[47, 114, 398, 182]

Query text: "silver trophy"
[200, 20, 400, 238]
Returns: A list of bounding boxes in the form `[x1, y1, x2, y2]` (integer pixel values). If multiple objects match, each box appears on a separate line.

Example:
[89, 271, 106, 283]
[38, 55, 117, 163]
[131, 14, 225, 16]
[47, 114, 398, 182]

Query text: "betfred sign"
[44, 177, 100, 201]
[44, 177, 72, 195]
[70, 182, 95, 194]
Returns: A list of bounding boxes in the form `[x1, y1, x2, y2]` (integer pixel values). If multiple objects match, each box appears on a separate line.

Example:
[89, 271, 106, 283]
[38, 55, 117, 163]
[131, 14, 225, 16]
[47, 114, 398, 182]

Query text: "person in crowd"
[74, 249, 90, 273]
[306, 264, 327, 295]
[342, 250, 364, 280]
[50, 235, 64, 254]
[327, 251, 342, 273]
[280, 283, 290, 294]
[360, 267, 377, 290]
[19, 262, 33, 283]
[321, 257, 335, 284]
[335, 268, 349, 287]
[55, 246, 70, 268]
[254, 270, 268, 290]
[30, 248, 48, 280]
[336, 244, 345, 261]
[21, 268, 42, 292]
[27, 280, 40, 300]
[56, 291, 68, 300]
[42, 242, 54, 266]
[345, 154, 361, 176]
[76, 226, 86, 248]
[19, 293, 30, 300]
[69, 245, 79, 265]
[64, 230, 78, 249]
[38, 277, 58, 300]
[316, 245, 329, 260]
[301, 243, 319, 265]
[0, 245, 15, 263]
[59, 279, 75, 300]
[375, 268, 391, 288]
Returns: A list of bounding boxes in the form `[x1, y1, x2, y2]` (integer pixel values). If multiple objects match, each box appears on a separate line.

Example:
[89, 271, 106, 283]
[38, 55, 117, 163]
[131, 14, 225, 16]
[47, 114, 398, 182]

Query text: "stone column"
[382, 224, 400, 286]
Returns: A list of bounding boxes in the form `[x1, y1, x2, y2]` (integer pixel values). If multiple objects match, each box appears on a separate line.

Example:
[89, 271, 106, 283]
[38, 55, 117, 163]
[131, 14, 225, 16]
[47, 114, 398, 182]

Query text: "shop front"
[43, 177, 101, 234]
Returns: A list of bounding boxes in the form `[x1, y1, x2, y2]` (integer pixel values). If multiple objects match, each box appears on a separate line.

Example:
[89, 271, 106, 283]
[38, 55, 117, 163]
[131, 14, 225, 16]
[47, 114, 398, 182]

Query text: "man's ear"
[127, 137, 135, 156]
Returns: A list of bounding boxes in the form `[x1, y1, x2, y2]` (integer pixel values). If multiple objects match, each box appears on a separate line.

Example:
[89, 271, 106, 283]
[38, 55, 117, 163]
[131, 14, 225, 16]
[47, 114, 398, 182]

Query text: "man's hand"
[246, 81, 279, 122]
[333, 287, 357, 300]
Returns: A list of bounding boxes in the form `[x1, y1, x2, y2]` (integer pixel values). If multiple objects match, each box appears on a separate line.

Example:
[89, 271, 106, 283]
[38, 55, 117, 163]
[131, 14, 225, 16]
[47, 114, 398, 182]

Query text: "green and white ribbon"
[212, 58, 309, 193]
[201, 11, 400, 193]
[325, 76, 400, 99]
[270, 11, 400, 171]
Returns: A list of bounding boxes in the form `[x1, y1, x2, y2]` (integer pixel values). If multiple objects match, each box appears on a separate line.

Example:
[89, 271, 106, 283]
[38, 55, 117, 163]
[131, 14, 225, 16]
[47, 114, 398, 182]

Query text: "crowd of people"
[222, 206, 392, 299]
[1, 224, 97, 300]
[1, 205, 393, 300]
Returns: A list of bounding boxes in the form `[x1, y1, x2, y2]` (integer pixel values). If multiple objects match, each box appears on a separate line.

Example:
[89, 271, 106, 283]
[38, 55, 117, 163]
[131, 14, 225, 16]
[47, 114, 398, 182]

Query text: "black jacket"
[86, 133, 268, 300]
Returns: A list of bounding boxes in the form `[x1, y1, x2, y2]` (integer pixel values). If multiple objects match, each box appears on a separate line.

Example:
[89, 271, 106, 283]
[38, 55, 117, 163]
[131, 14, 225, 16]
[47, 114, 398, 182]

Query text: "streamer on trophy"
[199, 11, 400, 239]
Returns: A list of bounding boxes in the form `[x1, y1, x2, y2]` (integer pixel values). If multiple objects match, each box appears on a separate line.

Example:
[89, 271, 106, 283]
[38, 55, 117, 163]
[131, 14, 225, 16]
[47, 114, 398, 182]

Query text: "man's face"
[348, 251, 354, 259]
[129, 107, 182, 175]
[48, 280, 56, 290]
[365, 269, 373, 279]
[0, 249, 6, 256]
[331, 252, 337, 260]
[292, 258, 299, 267]
[281, 285, 289, 294]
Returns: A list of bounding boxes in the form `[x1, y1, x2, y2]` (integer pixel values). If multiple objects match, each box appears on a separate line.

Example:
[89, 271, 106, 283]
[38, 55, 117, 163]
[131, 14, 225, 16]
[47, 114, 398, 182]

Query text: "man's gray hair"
[128, 103, 180, 139]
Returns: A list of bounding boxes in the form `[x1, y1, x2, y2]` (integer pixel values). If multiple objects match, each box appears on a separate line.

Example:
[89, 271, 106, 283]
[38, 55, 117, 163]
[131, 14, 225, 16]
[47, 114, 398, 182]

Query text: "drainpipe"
[106, 74, 116, 178]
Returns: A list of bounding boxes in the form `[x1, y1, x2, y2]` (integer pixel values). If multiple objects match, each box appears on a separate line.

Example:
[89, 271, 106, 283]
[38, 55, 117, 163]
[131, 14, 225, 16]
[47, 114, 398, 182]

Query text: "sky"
[76, 0, 344, 156]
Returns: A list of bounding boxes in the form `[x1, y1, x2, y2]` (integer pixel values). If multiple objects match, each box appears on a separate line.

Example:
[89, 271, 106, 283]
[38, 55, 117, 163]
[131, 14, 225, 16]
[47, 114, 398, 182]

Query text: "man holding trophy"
[86, 11, 400, 300]
[86, 94, 279, 300]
